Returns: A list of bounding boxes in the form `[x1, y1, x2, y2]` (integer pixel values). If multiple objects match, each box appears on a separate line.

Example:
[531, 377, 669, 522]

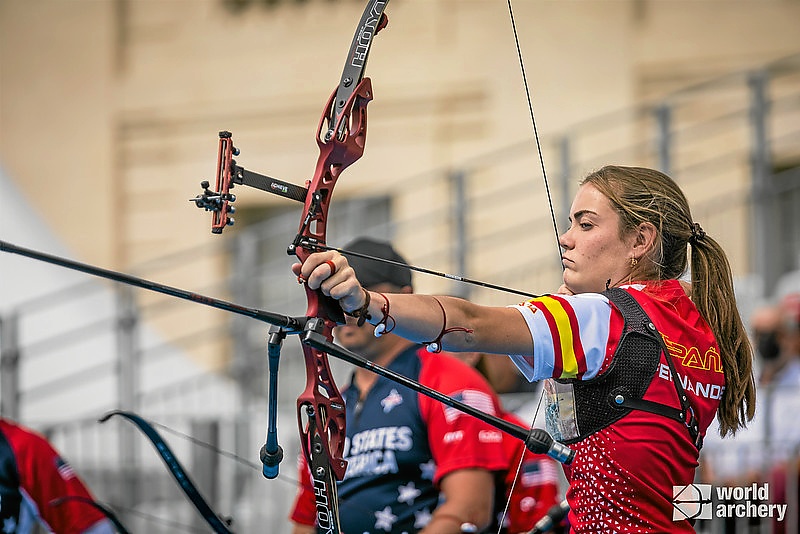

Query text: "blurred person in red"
[455, 350, 565, 534]
[0, 418, 116, 534]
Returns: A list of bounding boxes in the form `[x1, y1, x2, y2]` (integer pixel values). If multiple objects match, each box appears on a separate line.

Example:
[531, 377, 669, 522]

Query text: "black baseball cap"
[343, 237, 412, 289]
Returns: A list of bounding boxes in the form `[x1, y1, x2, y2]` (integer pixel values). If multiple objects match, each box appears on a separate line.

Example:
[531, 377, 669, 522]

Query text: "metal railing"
[2, 53, 799, 533]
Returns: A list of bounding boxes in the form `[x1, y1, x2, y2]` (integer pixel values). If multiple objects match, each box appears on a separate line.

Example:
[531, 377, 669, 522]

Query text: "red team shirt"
[499, 411, 561, 533]
[511, 280, 724, 533]
[0, 419, 111, 534]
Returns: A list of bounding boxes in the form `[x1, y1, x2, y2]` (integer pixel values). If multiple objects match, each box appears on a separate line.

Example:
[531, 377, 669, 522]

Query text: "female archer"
[294, 165, 756, 532]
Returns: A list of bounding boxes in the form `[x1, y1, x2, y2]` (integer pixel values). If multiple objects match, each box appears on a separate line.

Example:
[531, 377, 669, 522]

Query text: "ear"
[631, 221, 658, 258]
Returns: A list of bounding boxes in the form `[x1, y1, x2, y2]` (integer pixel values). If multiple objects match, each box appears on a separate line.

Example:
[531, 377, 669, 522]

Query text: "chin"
[562, 276, 582, 294]
[563, 281, 595, 295]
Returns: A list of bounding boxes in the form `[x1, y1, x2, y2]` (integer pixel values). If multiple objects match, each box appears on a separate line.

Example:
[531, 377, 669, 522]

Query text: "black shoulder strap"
[604, 288, 703, 450]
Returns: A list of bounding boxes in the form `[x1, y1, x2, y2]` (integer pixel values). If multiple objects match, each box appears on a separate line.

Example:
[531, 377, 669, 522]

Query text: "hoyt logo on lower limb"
[672, 483, 787, 522]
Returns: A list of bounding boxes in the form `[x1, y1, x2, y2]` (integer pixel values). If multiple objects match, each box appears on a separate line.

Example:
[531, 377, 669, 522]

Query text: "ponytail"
[689, 232, 755, 436]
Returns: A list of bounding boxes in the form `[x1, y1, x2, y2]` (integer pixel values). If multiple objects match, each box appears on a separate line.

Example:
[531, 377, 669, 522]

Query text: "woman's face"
[559, 183, 637, 294]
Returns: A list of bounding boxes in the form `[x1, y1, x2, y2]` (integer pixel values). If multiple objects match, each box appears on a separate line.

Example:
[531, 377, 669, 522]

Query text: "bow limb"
[99, 410, 233, 534]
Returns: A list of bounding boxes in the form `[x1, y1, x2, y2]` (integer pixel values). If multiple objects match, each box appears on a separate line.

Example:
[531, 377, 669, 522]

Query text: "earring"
[629, 257, 638, 268]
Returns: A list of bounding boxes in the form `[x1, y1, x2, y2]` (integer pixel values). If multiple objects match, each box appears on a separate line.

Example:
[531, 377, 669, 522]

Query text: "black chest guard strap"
[559, 288, 702, 450]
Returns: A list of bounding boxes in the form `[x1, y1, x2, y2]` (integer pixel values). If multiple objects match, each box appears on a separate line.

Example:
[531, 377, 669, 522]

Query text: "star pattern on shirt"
[419, 459, 436, 480]
[380, 388, 404, 413]
[414, 508, 433, 529]
[397, 481, 421, 505]
[374, 506, 398, 531]
[3, 517, 17, 534]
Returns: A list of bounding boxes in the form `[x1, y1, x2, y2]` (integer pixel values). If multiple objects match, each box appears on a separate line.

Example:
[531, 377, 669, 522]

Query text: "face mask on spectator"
[756, 330, 780, 361]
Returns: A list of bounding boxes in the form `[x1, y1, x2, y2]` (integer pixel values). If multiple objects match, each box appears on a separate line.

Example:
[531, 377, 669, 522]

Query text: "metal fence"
[1, 53, 800, 532]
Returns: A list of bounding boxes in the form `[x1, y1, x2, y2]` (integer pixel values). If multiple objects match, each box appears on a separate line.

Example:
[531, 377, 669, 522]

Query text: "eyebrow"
[570, 209, 598, 221]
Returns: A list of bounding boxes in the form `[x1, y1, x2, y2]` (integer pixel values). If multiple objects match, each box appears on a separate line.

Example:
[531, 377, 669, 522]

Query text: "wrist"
[343, 287, 372, 326]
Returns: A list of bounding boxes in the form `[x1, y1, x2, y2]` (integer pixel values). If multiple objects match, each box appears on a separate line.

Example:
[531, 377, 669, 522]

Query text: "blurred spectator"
[455, 351, 565, 534]
[767, 292, 800, 534]
[758, 293, 800, 386]
[0, 418, 116, 534]
[750, 304, 782, 384]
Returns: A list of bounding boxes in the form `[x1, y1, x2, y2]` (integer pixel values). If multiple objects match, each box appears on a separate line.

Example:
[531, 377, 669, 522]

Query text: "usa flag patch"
[443, 390, 495, 423]
[55, 457, 76, 480]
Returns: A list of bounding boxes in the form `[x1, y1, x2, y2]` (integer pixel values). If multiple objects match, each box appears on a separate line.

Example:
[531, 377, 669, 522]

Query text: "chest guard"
[546, 288, 702, 450]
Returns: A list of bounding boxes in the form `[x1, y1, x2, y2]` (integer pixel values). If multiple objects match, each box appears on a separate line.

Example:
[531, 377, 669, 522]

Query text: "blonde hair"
[582, 165, 755, 436]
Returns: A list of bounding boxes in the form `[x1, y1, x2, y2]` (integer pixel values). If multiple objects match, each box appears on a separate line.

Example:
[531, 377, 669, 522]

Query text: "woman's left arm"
[294, 251, 535, 355]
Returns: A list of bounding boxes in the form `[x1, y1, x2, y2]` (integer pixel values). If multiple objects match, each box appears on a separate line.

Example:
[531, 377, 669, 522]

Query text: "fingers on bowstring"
[556, 284, 575, 296]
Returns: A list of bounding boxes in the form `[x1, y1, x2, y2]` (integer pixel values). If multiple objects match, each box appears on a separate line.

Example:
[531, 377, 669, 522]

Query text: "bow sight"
[191, 131, 310, 234]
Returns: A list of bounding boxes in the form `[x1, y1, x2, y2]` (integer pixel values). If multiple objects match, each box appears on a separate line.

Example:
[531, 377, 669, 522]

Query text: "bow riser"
[297, 341, 348, 481]
[294, 77, 374, 256]
[291, 70, 377, 533]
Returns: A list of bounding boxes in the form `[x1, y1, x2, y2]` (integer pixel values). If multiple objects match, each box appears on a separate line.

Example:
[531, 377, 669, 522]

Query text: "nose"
[558, 228, 572, 251]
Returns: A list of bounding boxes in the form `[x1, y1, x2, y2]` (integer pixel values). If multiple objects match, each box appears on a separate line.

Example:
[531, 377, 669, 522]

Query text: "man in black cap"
[290, 237, 507, 534]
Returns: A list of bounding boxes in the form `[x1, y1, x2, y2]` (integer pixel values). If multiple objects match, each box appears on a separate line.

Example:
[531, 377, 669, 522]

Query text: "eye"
[579, 222, 593, 230]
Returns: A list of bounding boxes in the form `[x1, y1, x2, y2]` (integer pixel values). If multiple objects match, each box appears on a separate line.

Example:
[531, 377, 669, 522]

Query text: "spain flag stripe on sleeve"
[510, 292, 614, 382]
[531, 300, 564, 378]
[532, 298, 584, 379]
[551, 295, 589, 378]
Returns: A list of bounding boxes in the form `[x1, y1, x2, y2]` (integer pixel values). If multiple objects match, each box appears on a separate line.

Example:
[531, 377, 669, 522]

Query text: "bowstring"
[498, 1, 565, 532]
[505, 0, 562, 263]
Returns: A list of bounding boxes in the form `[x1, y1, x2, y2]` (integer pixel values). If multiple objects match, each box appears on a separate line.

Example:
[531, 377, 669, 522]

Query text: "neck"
[354, 335, 416, 393]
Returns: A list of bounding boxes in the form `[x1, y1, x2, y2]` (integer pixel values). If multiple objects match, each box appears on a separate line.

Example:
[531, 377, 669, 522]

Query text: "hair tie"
[689, 222, 706, 245]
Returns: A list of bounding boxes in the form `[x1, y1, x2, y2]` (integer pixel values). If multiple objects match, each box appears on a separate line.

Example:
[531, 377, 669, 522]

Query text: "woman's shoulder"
[621, 279, 691, 306]
[624, 279, 716, 341]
